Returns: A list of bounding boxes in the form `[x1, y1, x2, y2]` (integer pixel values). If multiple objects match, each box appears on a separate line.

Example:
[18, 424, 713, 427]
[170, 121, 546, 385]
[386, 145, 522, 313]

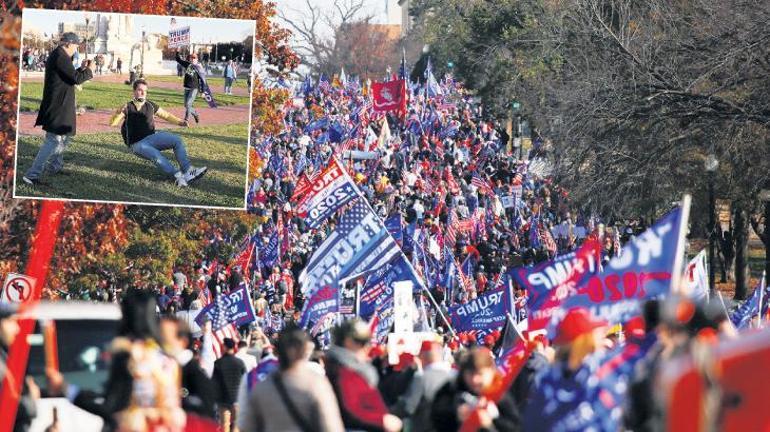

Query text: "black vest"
[121, 100, 158, 146]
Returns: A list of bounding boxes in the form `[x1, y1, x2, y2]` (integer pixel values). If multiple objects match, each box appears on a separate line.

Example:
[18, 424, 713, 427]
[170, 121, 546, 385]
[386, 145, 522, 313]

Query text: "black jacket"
[34, 46, 93, 135]
[181, 356, 217, 419]
[431, 377, 521, 432]
[212, 353, 245, 405]
[174, 52, 201, 90]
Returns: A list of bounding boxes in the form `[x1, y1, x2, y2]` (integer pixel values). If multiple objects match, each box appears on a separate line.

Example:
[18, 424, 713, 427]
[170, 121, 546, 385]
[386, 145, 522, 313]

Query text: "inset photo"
[15, 9, 255, 209]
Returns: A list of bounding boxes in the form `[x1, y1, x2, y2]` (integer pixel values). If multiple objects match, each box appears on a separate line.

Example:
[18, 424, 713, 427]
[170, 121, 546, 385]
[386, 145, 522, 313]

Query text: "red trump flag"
[372, 79, 407, 114]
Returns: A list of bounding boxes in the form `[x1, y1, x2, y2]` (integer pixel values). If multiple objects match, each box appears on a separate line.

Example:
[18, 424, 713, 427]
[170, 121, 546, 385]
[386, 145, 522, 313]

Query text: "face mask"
[134, 97, 145, 103]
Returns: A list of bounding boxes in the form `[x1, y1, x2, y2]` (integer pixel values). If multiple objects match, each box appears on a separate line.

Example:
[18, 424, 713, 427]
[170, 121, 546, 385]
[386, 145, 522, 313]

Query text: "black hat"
[61, 32, 80, 44]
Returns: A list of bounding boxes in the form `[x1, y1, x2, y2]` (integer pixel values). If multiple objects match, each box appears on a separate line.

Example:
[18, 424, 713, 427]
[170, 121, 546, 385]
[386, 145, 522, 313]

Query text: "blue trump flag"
[556, 204, 689, 327]
[730, 276, 768, 329]
[448, 287, 511, 333]
[260, 231, 280, 269]
[194, 282, 256, 328]
[299, 284, 338, 329]
[299, 198, 401, 299]
[384, 214, 403, 244]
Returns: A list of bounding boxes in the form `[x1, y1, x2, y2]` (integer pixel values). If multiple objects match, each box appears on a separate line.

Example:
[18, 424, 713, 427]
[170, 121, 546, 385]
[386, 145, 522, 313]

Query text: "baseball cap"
[553, 307, 608, 346]
[61, 32, 80, 44]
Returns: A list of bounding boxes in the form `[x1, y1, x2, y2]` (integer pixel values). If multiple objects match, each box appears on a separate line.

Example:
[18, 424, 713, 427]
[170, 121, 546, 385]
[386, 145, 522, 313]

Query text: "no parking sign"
[2, 273, 36, 304]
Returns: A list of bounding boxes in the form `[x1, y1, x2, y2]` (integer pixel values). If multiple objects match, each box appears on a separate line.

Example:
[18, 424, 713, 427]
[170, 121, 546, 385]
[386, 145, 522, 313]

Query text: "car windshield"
[27, 319, 118, 393]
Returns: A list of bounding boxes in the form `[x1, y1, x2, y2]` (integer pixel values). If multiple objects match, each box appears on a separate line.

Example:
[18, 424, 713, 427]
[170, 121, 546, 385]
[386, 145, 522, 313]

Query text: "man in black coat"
[23, 32, 94, 186]
[212, 338, 246, 432]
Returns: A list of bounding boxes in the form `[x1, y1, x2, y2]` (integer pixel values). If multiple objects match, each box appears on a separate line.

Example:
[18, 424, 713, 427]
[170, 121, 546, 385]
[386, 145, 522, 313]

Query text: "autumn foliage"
[0, 0, 297, 295]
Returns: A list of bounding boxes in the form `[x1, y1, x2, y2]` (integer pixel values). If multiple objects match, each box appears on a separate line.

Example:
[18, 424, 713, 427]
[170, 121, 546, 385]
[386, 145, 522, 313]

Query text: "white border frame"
[13, 8, 256, 211]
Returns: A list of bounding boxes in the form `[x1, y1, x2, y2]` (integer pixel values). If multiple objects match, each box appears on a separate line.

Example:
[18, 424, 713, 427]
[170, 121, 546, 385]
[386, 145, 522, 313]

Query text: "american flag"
[471, 172, 494, 195]
[197, 287, 212, 306]
[539, 223, 558, 255]
[209, 295, 241, 358]
[445, 208, 459, 247]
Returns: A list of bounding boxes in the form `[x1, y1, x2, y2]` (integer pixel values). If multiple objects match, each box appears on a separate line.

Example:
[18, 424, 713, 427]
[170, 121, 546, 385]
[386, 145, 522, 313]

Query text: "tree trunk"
[733, 203, 750, 300]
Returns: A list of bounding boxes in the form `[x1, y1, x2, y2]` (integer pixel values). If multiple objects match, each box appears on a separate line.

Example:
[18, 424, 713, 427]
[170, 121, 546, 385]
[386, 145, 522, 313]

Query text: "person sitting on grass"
[109, 79, 207, 187]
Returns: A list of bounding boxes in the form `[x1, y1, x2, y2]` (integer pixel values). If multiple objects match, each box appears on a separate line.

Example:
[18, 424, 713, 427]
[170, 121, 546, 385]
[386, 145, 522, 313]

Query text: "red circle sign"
[5, 277, 32, 302]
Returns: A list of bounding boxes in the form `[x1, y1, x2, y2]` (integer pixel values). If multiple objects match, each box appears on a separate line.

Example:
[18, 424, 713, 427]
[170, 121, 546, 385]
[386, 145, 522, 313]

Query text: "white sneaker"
[175, 171, 188, 187]
[184, 166, 208, 184]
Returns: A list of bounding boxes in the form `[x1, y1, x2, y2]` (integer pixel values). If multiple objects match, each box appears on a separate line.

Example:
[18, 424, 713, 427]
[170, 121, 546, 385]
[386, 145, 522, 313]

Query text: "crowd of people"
[5, 53, 766, 432]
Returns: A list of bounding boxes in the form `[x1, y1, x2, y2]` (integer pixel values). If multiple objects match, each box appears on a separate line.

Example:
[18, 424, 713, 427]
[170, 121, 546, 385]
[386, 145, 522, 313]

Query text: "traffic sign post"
[2, 273, 36, 304]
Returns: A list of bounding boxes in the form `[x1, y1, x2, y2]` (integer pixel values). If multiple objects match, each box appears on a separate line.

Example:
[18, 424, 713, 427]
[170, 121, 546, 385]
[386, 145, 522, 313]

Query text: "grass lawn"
[18, 79, 250, 112]
[15, 123, 248, 208]
[148, 75, 249, 88]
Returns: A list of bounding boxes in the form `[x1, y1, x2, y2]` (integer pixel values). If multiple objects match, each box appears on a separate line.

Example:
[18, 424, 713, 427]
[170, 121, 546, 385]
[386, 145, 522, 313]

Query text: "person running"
[223, 60, 237, 95]
[23, 32, 94, 186]
[109, 79, 207, 187]
[174, 49, 207, 124]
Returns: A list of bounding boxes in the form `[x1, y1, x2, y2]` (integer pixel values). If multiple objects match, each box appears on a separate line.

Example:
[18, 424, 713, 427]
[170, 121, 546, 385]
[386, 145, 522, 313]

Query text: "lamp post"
[229, 47, 234, 60]
[705, 153, 719, 296]
[84, 13, 91, 60]
[140, 25, 146, 77]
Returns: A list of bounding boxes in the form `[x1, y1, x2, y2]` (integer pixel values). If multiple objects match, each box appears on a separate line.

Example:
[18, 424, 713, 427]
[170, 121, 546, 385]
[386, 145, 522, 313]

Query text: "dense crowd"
[3, 67, 765, 432]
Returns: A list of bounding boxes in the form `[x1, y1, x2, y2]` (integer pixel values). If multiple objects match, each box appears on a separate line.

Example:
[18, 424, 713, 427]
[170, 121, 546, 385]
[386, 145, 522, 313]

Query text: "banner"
[372, 79, 406, 113]
[556, 203, 689, 327]
[684, 250, 709, 302]
[168, 26, 190, 49]
[260, 231, 280, 269]
[449, 287, 511, 333]
[393, 281, 415, 333]
[292, 158, 358, 229]
[510, 241, 601, 332]
[194, 283, 256, 328]
[299, 285, 338, 328]
[299, 199, 400, 297]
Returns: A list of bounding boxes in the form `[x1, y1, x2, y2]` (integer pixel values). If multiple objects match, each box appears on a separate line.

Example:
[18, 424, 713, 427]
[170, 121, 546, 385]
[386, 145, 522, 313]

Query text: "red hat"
[553, 308, 608, 346]
[420, 340, 440, 354]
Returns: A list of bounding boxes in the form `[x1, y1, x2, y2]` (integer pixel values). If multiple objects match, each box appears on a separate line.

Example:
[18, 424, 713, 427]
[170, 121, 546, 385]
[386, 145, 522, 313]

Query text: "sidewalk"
[18, 104, 251, 136]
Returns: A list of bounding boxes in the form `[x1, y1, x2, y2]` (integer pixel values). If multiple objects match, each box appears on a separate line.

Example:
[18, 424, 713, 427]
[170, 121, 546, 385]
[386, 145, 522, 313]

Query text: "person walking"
[23, 32, 94, 186]
[212, 338, 246, 432]
[223, 60, 237, 95]
[174, 50, 207, 124]
[325, 319, 403, 432]
[237, 324, 344, 432]
[116, 57, 122, 75]
[108, 79, 207, 187]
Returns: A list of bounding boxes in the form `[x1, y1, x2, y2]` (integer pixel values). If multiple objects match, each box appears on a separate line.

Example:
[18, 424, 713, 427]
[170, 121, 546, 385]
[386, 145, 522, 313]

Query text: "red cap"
[553, 308, 608, 346]
[420, 340, 441, 354]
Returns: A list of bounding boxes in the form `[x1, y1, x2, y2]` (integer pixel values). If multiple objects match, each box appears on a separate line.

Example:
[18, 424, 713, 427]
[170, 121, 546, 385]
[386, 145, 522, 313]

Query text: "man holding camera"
[23, 32, 94, 186]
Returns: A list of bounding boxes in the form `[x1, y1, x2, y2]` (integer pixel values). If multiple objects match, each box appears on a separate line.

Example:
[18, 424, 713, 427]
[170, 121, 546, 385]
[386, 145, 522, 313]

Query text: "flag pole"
[717, 291, 737, 333]
[757, 271, 766, 328]
[335, 156, 457, 337]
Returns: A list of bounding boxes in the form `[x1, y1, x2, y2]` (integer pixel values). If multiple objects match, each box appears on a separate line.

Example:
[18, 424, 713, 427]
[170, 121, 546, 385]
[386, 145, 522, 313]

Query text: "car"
[20, 301, 121, 432]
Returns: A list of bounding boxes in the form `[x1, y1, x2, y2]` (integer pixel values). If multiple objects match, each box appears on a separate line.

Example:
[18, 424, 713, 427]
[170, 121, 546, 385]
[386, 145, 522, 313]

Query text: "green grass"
[147, 75, 249, 88]
[15, 124, 248, 208]
[19, 79, 250, 112]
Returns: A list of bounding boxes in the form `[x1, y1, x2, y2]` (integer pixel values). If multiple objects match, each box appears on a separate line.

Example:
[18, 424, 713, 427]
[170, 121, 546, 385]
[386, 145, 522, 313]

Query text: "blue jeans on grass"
[184, 88, 198, 121]
[24, 132, 71, 180]
[224, 77, 234, 94]
[131, 131, 191, 177]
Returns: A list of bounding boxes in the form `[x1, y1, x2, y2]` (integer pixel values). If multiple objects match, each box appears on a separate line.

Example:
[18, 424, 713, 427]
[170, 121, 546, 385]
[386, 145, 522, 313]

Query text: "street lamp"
[230, 47, 234, 60]
[140, 25, 146, 77]
[84, 13, 91, 60]
[705, 153, 719, 296]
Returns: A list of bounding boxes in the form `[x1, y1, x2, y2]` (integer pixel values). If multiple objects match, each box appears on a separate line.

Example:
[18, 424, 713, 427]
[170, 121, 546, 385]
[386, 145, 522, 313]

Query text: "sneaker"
[184, 166, 208, 184]
[192, 112, 200, 124]
[174, 172, 188, 187]
[22, 176, 47, 186]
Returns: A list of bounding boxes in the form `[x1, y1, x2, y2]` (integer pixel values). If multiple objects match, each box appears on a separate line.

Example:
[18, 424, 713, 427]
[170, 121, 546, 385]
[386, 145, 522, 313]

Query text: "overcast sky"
[23, 9, 254, 44]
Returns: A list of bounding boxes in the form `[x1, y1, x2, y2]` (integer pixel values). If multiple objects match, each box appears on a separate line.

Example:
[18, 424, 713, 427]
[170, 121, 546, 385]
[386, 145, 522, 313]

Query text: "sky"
[22, 9, 254, 44]
[272, 0, 401, 41]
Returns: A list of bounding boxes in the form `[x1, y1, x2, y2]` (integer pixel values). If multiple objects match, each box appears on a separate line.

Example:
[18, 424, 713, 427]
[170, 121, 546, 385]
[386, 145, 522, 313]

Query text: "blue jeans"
[183, 88, 198, 121]
[25, 132, 71, 180]
[130, 131, 191, 177]
[224, 77, 234, 93]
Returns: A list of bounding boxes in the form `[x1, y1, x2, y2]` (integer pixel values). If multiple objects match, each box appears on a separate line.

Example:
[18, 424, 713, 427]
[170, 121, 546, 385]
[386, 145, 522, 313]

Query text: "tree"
[0, 0, 297, 295]
[412, 0, 770, 298]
